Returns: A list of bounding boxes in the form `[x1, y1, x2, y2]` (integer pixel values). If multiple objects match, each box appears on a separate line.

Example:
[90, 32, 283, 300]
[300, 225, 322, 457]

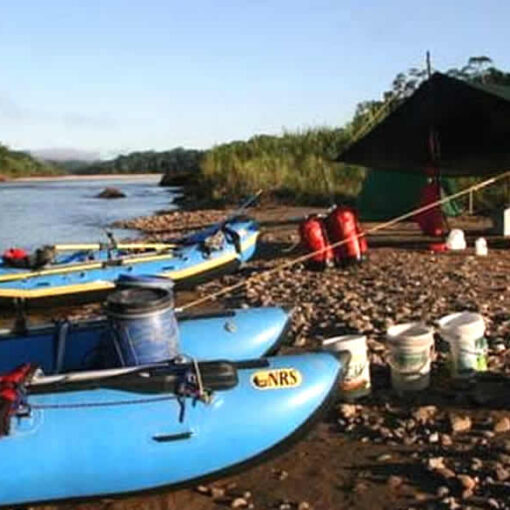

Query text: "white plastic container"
[322, 334, 371, 400]
[437, 311, 488, 379]
[504, 208, 510, 237]
[446, 229, 466, 250]
[386, 323, 435, 393]
[475, 237, 488, 256]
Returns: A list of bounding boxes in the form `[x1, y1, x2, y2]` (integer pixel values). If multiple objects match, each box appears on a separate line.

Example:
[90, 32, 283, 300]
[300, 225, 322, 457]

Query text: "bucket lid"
[437, 311, 485, 339]
[115, 274, 175, 292]
[387, 322, 434, 347]
[106, 288, 172, 315]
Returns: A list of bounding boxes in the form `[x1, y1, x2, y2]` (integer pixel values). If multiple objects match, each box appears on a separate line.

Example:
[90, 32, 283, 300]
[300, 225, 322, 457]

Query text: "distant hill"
[0, 144, 62, 179]
[73, 148, 204, 179]
[30, 148, 100, 163]
[46, 159, 98, 174]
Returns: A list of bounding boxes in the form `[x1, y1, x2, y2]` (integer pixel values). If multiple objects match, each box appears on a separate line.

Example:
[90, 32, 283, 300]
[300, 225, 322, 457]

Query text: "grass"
[197, 128, 366, 205]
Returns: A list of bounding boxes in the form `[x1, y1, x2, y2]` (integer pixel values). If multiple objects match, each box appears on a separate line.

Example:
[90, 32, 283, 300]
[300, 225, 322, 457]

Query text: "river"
[0, 175, 177, 251]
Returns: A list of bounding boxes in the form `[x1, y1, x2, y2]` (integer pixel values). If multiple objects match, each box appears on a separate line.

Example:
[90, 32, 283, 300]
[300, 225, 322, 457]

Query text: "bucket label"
[342, 354, 371, 391]
[251, 368, 302, 390]
[454, 336, 488, 375]
[392, 351, 429, 371]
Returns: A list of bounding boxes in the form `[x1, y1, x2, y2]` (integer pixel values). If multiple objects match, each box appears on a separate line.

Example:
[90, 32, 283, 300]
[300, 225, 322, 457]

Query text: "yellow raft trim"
[0, 253, 175, 283]
[0, 233, 258, 300]
[0, 281, 116, 299]
[54, 243, 176, 251]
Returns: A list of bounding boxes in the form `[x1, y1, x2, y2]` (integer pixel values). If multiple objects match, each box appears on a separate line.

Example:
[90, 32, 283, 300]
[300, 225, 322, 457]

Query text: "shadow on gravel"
[255, 240, 298, 262]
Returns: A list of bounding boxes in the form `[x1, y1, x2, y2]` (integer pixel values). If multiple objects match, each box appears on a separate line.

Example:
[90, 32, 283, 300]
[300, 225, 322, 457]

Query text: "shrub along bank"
[0, 144, 61, 179]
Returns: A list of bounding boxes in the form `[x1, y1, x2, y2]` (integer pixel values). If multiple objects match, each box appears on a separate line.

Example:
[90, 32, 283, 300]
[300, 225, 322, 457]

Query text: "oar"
[29, 362, 172, 388]
[53, 242, 176, 251]
[220, 189, 263, 227]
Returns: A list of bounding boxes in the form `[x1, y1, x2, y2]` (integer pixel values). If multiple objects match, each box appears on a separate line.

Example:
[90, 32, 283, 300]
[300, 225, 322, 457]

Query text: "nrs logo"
[251, 368, 302, 390]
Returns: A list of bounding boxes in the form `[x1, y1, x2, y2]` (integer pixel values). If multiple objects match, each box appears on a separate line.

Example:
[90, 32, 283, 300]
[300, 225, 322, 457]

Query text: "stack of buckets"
[322, 311, 488, 399]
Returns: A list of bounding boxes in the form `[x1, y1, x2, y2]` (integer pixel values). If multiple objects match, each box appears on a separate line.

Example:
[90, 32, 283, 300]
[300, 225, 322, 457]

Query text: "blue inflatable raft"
[0, 351, 344, 506]
[0, 306, 291, 373]
[0, 217, 259, 307]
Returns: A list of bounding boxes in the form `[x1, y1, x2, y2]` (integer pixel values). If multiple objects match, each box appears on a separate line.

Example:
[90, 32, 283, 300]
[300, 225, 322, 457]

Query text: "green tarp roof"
[337, 72, 510, 176]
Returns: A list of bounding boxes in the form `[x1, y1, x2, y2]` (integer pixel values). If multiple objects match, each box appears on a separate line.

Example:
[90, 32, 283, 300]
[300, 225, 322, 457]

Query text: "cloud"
[0, 93, 118, 129]
[30, 148, 101, 161]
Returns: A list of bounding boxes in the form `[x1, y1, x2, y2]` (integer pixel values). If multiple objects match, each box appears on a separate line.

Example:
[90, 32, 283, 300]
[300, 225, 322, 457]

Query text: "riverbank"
[0, 202, 507, 509]
[75, 205, 510, 510]
[1, 204, 509, 509]
[9, 173, 162, 182]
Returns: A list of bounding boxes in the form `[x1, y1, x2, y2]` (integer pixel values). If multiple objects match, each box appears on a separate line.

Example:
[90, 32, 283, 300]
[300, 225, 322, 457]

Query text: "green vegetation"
[73, 148, 204, 177]
[188, 56, 510, 207]
[199, 129, 364, 204]
[3, 55, 507, 211]
[0, 144, 61, 179]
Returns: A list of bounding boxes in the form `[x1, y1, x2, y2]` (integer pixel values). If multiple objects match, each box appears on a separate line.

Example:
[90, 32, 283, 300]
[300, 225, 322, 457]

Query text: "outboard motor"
[105, 284, 179, 367]
[325, 206, 367, 267]
[299, 214, 333, 270]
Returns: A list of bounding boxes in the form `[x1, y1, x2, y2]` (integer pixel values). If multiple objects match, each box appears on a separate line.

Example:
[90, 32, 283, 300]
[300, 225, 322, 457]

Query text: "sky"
[1, 0, 509, 159]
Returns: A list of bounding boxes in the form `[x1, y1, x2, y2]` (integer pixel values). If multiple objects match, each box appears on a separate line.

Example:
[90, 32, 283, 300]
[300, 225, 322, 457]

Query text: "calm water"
[0, 176, 178, 251]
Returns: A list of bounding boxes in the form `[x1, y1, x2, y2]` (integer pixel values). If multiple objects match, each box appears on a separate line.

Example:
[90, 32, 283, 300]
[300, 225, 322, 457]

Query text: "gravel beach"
[29, 205, 510, 510]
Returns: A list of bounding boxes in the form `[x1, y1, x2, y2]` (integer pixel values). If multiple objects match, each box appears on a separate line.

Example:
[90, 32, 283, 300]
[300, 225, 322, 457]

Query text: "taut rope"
[179, 170, 510, 312]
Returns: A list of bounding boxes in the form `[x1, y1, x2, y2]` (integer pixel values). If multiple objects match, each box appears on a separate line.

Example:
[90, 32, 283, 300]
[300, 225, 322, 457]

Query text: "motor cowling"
[299, 214, 333, 269]
[326, 206, 366, 265]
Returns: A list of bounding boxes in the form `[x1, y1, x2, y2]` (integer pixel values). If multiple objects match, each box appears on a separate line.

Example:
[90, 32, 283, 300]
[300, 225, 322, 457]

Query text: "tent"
[356, 169, 461, 221]
[337, 72, 510, 176]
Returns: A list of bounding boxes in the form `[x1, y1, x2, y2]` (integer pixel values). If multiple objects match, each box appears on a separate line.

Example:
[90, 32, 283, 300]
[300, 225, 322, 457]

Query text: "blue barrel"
[105, 287, 179, 366]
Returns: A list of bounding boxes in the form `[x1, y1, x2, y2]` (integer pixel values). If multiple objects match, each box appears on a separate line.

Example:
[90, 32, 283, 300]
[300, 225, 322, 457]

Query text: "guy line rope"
[179, 170, 510, 312]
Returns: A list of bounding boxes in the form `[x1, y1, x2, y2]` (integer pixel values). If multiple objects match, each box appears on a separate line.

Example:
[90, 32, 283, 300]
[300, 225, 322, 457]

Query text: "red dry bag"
[2, 248, 29, 268]
[299, 214, 333, 269]
[326, 206, 365, 265]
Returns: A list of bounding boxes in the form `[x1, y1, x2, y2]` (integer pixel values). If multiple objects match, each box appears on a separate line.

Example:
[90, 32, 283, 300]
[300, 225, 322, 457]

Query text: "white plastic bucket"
[475, 237, 488, 256]
[322, 334, 371, 400]
[446, 229, 466, 250]
[437, 312, 488, 379]
[386, 323, 434, 393]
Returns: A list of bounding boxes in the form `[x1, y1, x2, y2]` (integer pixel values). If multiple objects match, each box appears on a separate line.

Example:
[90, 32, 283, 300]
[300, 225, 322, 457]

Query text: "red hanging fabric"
[414, 170, 447, 237]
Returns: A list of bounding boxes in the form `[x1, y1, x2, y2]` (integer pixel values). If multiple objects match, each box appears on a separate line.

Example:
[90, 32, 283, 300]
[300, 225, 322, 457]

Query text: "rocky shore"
[41, 205, 509, 510]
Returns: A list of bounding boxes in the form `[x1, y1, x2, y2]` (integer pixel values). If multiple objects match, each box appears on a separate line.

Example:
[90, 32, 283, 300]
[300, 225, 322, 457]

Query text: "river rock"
[387, 475, 404, 490]
[449, 414, 472, 433]
[494, 465, 509, 481]
[412, 405, 438, 423]
[211, 486, 226, 499]
[457, 474, 476, 491]
[493, 416, 510, 433]
[97, 187, 126, 199]
[231, 497, 249, 508]
[338, 404, 358, 419]
[427, 457, 445, 471]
